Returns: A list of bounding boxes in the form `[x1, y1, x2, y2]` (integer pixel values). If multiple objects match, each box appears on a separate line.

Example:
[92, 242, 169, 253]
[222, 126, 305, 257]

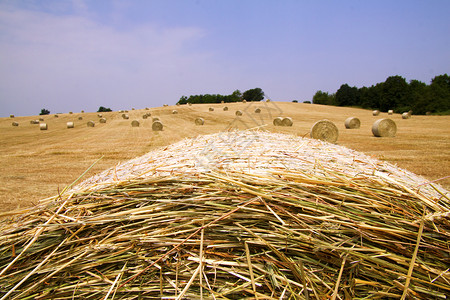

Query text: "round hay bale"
[372, 118, 397, 137]
[273, 117, 283, 126]
[344, 117, 361, 129]
[195, 117, 205, 125]
[188, 102, 192, 106]
[281, 117, 293, 127]
[81, 110, 84, 113]
[78, 116, 83, 120]
[221, 101, 224, 104]
[145, 107, 149, 110]
[235, 110, 243, 116]
[98, 114, 103, 118]
[99, 118, 107, 123]
[209, 107, 214, 112]
[30, 120, 39, 124]
[54, 114, 59, 118]
[132, 108, 135, 110]
[254, 108, 261, 113]
[388, 110, 394, 115]
[39, 118, 44, 121]
[122, 114, 129, 120]
[152, 120, 163, 131]
[142, 114, 148, 119]
[87, 121, 95, 127]
[9, 114, 14, 118]
[0, 131, 448, 299]
[402, 112, 411, 119]
[372, 110, 380, 116]
[172, 110, 178, 114]
[310, 120, 339, 143]
[67, 122, 74, 128]
[176, 103, 180, 106]
[69, 111, 73, 114]
[266, 99, 271, 102]
[223, 106, 228, 111]
[39, 123, 48, 130]
[131, 120, 140, 127]
[242, 99, 247, 103]
[163, 104, 168, 107]
[12, 122, 19, 126]
[152, 117, 160, 122]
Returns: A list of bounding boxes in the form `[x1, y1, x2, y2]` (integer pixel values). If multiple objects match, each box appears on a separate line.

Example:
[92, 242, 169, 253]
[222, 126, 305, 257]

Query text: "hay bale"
[281, 117, 293, 127]
[223, 106, 228, 111]
[142, 114, 149, 119]
[209, 107, 214, 112]
[242, 99, 247, 103]
[402, 112, 411, 119]
[310, 120, 339, 143]
[54, 114, 59, 118]
[66, 122, 74, 128]
[145, 107, 149, 110]
[344, 117, 361, 129]
[172, 110, 178, 114]
[372, 110, 380, 116]
[163, 104, 168, 107]
[39, 118, 44, 121]
[273, 117, 283, 126]
[132, 108, 135, 110]
[2, 131, 447, 299]
[235, 110, 243, 116]
[69, 111, 73, 114]
[98, 114, 103, 118]
[176, 103, 180, 106]
[39, 123, 47, 130]
[195, 117, 205, 125]
[152, 120, 163, 131]
[9, 114, 14, 118]
[372, 118, 397, 137]
[122, 114, 129, 120]
[254, 108, 261, 113]
[11, 122, 19, 126]
[99, 118, 107, 123]
[87, 121, 95, 127]
[30, 120, 39, 124]
[266, 99, 271, 102]
[188, 102, 192, 106]
[78, 116, 83, 120]
[81, 110, 84, 113]
[388, 110, 394, 115]
[131, 120, 140, 127]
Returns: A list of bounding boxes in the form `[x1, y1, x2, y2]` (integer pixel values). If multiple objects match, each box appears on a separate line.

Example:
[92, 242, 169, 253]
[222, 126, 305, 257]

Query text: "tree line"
[313, 74, 450, 115]
[177, 88, 265, 105]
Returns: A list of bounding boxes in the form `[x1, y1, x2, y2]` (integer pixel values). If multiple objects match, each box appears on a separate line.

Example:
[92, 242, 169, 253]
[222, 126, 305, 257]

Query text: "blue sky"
[1, 0, 449, 117]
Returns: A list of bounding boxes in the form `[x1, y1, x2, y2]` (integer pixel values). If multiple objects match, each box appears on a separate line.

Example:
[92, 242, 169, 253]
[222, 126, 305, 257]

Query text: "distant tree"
[335, 84, 360, 107]
[242, 88, 264, 102]
[303, 101, 311, 104]
[230, 89, 242, 102]
[313, 90, 335, 105]
[380, 75, 409, 112]
[98, 106, 112, 112]
[428, 74, 450, 113]
[39, 108, 50, 115]
[178, 95, 188, 105]
[292, 100, 298, 103]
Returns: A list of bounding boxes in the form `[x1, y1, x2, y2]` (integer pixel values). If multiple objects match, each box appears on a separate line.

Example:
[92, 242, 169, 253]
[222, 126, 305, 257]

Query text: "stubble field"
[1, 102, 449, 215]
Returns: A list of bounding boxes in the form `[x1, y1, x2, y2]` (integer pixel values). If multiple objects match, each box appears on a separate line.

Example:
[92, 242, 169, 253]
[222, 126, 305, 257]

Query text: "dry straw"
[1, 131, 448, 299]
[131, 120, 140, 127]
[372, 110, 380, 116]
[281, 117, 293, 126]
[99, 118, 107, 123]
[372, 118, 397, 137]
[39, 123, 47, 130]
[87, 121, 95, 127]
[310, 119, 339, 143]
[152, 120, 163, 131]
[402, 112, 411, 119]
[66, 122, 74, 129]
[235, 110, 243, 116]
[195, 117, 205, 125]
[11, 122, 19, 127]
[273, 117, 283, 126]
[344, 117, 361, 129]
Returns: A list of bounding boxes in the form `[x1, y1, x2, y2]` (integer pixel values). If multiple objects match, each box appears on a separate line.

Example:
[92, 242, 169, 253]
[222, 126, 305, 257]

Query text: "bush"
[39, 108, 50, 115]
[98, 106, 112, 112]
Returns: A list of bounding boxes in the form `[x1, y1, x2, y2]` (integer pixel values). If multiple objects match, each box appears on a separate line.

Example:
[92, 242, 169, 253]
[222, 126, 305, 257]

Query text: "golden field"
[1, 102, 449, 214]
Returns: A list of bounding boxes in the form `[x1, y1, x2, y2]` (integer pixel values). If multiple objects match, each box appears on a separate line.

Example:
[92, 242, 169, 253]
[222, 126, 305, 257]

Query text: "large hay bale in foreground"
[152, 120, 163, 131]
[1, 131, 449, 299]
[310, 120, 339, 143]
[344, 117, 361, 129]
[372, 118, 397, 137]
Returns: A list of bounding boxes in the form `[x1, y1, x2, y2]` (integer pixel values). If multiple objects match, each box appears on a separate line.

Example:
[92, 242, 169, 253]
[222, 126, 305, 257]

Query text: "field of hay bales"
[1, 101, 449, 214]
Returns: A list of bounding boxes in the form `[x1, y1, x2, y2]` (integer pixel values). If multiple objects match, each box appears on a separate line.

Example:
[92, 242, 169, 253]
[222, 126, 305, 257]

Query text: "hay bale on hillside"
[281, 117, 293, 126]
[223, 106, 228, 111]
[235, 110, 243, 116]
[273, 117, 283, 126]
[372, 110, 380, 116]
[242, 99, 247, 103]
[402, 112, 411, 119]
[69, 111, 73, 114]
[131, 120, 140, 127]
[145, 107, 149, 110]
[142, 114, 149, 119]
[98, 114, 102, 118]
[344, 117, 361, 129]
[87, 121, 95, 127]
[30, 120, 39, 124]
[195, 117, 205, 125]
[172, 110, 178, 114]
[11, 122, 19, 126]
[1, 131, 448, 299]
[310, 120, 339, 143]
[99, 118, 106, 123]
[254, 108, 261, 113]
[81, 110, 84, 113]
[388, 109, 394, 115]
[209, 107, 214, 112]
[122, 114, 129, 120]
[188, 103, 192, 106]
[54, 114, 59, 118]
[66, 122, 74, 128]
[78, 116, 83, 120]
[152, 120, 163, 131]
[372, 118, 397, 137]
[176, 103, 180, 106]
[9, 114, 14, 118]
[39, 118, 44, 121]
[39, 123, 47, 130]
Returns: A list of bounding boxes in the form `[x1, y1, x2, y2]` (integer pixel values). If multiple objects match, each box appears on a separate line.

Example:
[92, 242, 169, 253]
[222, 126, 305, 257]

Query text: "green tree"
[242, 88, 264, 102]
[312, 90, 335, 105]
[97, 106, 112, 112]
[428, 74, 450, 113]
[380, 75, 409, 112]
[39, 108, 50, 115]
[335, 84, 359, 106]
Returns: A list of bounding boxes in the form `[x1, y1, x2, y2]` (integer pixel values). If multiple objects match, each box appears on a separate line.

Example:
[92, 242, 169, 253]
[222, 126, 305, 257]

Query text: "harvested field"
[0, 131, 449, 299]
[0, 102, 449, 214]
